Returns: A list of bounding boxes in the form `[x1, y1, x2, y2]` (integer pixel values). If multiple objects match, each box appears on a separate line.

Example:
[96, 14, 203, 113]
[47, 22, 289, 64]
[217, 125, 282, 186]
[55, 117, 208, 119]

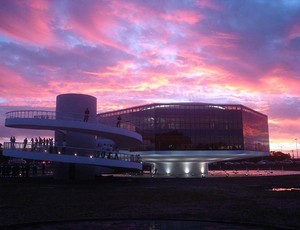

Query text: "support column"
[54, 93, 98, 180]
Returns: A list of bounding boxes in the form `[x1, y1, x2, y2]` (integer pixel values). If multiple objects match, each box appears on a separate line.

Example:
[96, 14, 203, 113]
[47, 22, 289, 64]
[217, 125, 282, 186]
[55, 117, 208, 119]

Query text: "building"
[3, 94, 269, 178]
[3, 94, 143, 180]
[98, 103, 269, 176]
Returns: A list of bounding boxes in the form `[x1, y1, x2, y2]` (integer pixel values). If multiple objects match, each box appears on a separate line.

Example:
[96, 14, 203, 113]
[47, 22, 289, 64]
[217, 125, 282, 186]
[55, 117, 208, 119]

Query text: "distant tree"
[270, 151, 291, 161]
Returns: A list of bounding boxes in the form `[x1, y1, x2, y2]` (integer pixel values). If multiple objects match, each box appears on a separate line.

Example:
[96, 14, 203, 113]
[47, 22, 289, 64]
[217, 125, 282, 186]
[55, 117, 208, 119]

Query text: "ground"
[0, 174, 300, 229]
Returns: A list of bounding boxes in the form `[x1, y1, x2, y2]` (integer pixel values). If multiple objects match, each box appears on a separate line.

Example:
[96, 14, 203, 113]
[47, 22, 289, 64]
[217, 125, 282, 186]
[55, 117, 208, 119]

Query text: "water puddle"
[267, 187, 300, 192]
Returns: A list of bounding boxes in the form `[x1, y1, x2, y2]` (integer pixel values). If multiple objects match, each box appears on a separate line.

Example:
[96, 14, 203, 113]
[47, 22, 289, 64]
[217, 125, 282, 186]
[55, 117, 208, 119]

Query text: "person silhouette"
[23, 138, 28, 150]
[116, 115, 121, 127]
[83, 108, 90, 122]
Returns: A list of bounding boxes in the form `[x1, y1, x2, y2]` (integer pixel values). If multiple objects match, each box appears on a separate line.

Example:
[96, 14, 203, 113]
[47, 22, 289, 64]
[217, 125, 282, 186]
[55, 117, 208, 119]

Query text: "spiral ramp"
[3, 111, 143, 172]
[5, 116, 142, 148]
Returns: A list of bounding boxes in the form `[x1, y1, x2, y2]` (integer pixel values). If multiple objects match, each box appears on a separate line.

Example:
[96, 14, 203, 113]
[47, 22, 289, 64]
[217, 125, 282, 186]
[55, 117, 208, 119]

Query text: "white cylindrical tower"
[54, 93, 104, 180]
[55, 93, 97, 151]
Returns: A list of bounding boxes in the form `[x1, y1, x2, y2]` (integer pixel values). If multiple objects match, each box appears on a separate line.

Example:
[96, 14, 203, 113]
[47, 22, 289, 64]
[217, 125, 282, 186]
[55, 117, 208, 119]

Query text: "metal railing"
[6, 110, 93, 122]
[5, 110, 137, 132]
[3, 142, 142, 163]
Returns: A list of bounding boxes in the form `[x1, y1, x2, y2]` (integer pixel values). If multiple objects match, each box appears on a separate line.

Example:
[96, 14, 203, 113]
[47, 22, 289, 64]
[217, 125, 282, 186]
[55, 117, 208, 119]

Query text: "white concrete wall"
[55, 93, 98, 180]
[55, 93, 97, 152]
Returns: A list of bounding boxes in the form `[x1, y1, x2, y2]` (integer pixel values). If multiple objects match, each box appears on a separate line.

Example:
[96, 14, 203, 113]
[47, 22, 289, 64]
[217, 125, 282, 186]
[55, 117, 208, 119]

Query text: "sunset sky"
[0, 0, 299, 153]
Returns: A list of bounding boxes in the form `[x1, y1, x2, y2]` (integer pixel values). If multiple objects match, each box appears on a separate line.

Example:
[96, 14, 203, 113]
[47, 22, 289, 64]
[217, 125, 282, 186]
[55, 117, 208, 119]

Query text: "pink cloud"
[0, 66, 36, 100]
[0, 1, 57, 46]
[62, 2, 132, 53]
[260, 76, 300, 96]
[269, 118, 300, 150]
[0, 67, 58, 108]
[288, 18, 300, 40]
[160, 9, 202, 24]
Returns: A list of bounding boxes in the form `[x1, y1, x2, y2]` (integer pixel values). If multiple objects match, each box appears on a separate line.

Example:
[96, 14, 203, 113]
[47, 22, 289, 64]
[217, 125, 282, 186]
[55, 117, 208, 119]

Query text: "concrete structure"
[3, 94, 143, 180]
[54, 94, 98, 179]
[3, 94, 269, 178]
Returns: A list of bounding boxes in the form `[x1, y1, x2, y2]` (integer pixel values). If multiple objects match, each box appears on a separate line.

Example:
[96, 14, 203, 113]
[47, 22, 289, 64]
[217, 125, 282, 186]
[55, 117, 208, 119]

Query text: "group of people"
[94, 143, 141, 162]
[10, 136, 16, 148]
[11, 136, 55, 151]
[7, 135, 141, 163]
[8, 136, 58, 154]
[29, 137, 55, 152]
[96, 143, 119, 160]
[0, 162, 43, 177]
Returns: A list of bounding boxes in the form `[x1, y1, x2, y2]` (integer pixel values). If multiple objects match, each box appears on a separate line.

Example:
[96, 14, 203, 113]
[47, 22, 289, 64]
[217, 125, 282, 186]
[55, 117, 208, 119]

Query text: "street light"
[295, 139, 298, 159]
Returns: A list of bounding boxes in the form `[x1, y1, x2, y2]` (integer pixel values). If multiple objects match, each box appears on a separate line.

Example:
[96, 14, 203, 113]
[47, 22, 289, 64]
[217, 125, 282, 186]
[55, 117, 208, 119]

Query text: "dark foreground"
[0, 174, 300, 229]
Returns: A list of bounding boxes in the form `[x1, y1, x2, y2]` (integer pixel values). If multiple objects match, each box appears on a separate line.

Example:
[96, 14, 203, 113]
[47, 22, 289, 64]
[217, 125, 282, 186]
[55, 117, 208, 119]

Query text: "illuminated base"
[152, 162, 208, 177]
[138, 150, 268, 177]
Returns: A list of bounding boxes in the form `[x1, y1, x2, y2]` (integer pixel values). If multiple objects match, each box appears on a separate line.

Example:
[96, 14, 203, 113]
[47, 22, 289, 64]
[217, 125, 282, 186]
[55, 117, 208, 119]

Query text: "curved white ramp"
[5, 116, 142, 148]
[3, 149, 142, 171]
[4, 110, 143, 173]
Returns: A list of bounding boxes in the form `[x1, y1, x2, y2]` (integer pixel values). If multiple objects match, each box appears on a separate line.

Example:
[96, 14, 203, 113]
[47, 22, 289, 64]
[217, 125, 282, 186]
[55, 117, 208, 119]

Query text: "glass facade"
[242, 107, 269, 152]
[97, 103, 269, 153]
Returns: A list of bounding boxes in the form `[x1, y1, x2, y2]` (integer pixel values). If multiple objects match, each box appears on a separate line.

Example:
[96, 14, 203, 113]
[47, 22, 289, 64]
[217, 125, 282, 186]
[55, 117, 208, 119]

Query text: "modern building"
[3, 94, 269, 178]
[3, 94, 143, 180]
[98, 103, 269, 176]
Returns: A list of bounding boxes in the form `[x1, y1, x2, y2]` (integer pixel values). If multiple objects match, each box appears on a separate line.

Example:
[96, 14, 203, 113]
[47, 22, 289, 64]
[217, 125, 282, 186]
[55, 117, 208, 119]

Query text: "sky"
[0, 0, 299, 153]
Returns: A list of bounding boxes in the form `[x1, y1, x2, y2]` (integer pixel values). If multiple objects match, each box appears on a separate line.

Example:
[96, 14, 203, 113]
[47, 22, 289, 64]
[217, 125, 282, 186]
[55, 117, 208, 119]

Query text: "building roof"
[98, 102, 267, 118]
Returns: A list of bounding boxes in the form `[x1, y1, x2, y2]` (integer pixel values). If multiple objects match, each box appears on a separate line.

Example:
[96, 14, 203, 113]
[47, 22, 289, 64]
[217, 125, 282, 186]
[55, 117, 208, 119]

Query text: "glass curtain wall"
[242, 108, 269, 152]
[152, 104, 244, 151]
[98, 103, 269, 152]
